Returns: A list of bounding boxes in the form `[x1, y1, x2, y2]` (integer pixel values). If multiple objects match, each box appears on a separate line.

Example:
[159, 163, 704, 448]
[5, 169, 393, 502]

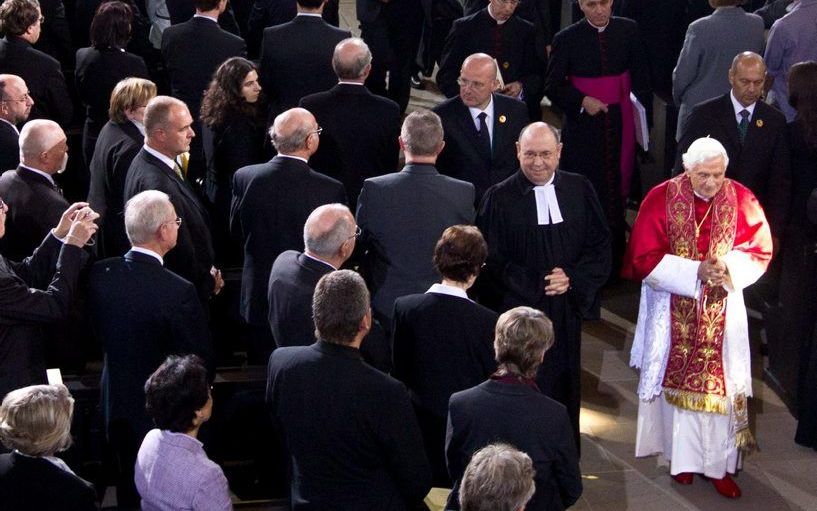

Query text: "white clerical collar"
[532, 173, 563, 225]
[487, 5, 508, 25]
[19, 164, 55, 186]
[693, 190, 712, 202]
[277, 154, 309, 164]
[131, 119, 146, 136]
[729, 90, 756, 120]
[143, 143, 178, 171]
[303, 251, 336, 270]
[193, 13, 218, 22]
[426, 282, 471, 300]
[587, 19, 609, 32]
[0, 117, 19, 135]
[468, 96, 495, 139]
[131, 246, 164, 265]
[337, 81, 365, 86]
[296, 12, 323, 17]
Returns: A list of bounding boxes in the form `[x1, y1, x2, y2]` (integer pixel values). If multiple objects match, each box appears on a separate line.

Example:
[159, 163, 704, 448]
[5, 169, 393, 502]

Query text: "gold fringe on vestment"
[663, 388, 729, 415]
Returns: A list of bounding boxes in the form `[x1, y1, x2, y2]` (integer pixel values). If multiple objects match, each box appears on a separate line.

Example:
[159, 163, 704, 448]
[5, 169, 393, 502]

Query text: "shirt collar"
[143, 143, 178, 171]
[0, 117, 19, 135]
[729, 90, 756, 118]
[517, 169, 557, 194]
[277, 154, 309, 164]
[426, 282, 471, 300]
[337, 80, 365, 86]
[130, 246, 164, 265]
[296, 12, 323, 17]
[468, 95, 495, 123]
[19, 164, 55, 186]
[487, 5, 508, 24]
[303, 251, 336, 270]
[586, 18, 609, 32]
[193, 13, 218, 22]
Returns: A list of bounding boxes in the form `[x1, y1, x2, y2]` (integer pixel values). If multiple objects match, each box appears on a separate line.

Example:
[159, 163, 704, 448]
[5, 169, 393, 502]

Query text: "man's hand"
[53, 202, 91, 239]
[65, 212, 99, 247]
[500, 81, 523, 98]
[698, 256, 727, 287]
[581, 96, 609, 116]
[211, 266, 224, 295]
[544, 267, 570, 296]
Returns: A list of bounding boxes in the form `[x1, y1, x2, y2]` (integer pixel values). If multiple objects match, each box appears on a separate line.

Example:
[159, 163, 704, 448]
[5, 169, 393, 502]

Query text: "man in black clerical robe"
[477, 122, 610, 450]
[545, 0, 650, 274]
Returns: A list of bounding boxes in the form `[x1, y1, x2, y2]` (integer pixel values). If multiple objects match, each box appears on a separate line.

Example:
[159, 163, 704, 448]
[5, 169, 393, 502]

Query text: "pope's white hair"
[682, 136, 730, 170]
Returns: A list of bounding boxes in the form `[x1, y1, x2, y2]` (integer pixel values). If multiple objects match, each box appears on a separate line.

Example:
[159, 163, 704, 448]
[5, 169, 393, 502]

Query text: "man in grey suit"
[356, 110, 475, 326]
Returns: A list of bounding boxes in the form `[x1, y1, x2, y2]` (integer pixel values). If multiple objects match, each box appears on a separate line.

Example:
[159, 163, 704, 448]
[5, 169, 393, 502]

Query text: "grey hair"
[124, 190, 174, 245]
[682, 136, 730, 169]
[494, 306, 553, 378]
[144, 95, 187, 134]
[332, 38, 372, 80]
[312, 270, 370, 345]
[303, 203, 354, 258]
[269, 115, 312, 154]
[400, 109, 444, 156]
[18, 119, 64, 160]
[0, 384, 74, 457]
[459, 443, 537, 511]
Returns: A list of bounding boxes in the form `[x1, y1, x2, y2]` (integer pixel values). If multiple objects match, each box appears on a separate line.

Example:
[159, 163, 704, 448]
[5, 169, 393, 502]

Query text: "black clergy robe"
[477, 170, 611, 449]
[545, 17, 651, 273]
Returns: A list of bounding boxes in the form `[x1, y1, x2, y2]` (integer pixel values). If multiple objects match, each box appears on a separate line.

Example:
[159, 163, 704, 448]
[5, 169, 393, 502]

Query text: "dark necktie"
[477, 112, 491, 161]
[738, 109, 750, 144]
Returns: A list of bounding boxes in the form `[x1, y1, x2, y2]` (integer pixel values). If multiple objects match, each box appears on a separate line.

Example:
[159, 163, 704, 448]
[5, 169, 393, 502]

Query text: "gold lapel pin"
[502, 61, 510, 70]
[756, 119, 763, 128]
[499, 115, 507, 124]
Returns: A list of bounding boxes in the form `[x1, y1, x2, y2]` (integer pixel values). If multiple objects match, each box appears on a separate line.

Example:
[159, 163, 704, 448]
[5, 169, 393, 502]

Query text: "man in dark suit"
[0, 74, 32, 172]
[124, 96, 223, 306]
[259, 0, 350, 119]
[88, 190, 212, 507]
[436, 0, 545, 121]
[266, 270, 431, 509]
[0, 201, 97, 401]
[166, 0, 241, 36]
[299, 37, 400, 211]
[0, 0, 72, 127]
[0, 120, 69, 261]
[434, 54, 529, 202]
[246, 0, 339, 57]
[356, 110, 475, 326]
[676, 51, 790, 240]
[231, 107, 345, 363]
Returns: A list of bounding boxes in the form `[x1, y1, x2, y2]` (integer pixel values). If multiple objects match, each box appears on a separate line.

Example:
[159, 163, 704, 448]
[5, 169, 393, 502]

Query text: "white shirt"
[303, 252, 336, 270]
[337, 81, 365, 86]
[19, 164, 56, 187]
[143, 144, 178, 171]
[729, 90, 756, 124]
[131, 246, 164, 265]
[426, 282, 471, 300]
[487, 4, 507, 25]
[468, 95, 495, 143]
[296, 12, 322, 17]
[0, 117, 19, 135]
[193, 13, 218, 22]
[277, 154, 309, 164]
[532, 173, 563, 225]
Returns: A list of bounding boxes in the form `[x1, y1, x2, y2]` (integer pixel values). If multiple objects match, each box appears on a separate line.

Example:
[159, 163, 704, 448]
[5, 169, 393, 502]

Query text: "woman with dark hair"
[75, 0, 149, 168]
[778, 61, 817, 450]
[391, 225, 498, 486]
[135, 355, 231, 510]
[200, 56, 266, 266]
[0, 384, 97, 510]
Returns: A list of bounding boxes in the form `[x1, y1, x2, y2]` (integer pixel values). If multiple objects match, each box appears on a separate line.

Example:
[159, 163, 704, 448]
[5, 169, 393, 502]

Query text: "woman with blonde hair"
[0, 384, 96, 509]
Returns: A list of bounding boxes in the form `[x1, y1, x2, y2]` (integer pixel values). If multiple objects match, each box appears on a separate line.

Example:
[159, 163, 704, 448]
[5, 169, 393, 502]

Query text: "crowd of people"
[0, 0, 816, 508]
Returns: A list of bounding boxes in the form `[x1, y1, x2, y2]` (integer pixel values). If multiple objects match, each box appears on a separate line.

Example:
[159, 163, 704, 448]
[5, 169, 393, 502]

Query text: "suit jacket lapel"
[141, 149, 208, 220]
[716, 94, 741, 152]
[455, 99, 491, 165]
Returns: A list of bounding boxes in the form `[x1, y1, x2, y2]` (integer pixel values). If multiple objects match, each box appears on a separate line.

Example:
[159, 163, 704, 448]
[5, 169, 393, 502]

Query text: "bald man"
[675, 52, 790, 240]
[0, 119, 70, 260]
[0, 74, 34, 171]
[231, 107, 346, 363]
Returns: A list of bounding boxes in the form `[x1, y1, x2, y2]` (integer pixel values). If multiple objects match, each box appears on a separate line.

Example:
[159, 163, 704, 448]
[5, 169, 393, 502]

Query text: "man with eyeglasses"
[0, 0, 72, 126]
[231, 107, 345, 363]
[88, 189, 212, 507]
[0, 119, 70, 261]
[434, 53, 529, 202]
[436, 0, 545, 121]
[477, 121, 611, 451]
[0, 74, 32, 172]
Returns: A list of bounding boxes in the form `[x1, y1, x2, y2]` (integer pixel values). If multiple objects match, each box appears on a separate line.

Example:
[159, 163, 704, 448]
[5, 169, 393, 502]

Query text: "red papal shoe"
[711, 474, 741, 498]
[672, 472, 694, 485]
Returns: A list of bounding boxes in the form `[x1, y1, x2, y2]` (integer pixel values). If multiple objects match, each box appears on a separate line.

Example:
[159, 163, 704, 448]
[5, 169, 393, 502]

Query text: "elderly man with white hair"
[0, 119, 70, 260]
[622, 137, 773, 499]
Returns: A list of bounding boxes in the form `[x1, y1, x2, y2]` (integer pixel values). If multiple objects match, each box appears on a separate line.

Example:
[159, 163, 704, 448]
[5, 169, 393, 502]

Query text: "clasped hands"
[697, 256, 729, 288]
[53, 202, 99, 248]
[544, 267, 570, 296]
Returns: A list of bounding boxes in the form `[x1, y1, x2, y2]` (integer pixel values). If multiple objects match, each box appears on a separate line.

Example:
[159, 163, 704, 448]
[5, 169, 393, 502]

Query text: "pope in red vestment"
[622, 137, 772, 499]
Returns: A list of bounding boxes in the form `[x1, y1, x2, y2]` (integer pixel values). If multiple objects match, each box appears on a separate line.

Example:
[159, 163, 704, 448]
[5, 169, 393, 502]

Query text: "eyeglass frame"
[163, 216, 182, 227]
[0, 92, 32, 103]
[347, 225, 361, 241]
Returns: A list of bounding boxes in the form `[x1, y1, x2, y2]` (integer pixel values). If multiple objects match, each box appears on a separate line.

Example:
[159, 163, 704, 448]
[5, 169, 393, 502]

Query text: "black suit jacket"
[446, 380, 583, 511]
[0, 452, 96, 511]
[88, 250, 212, 438]
[259, 15, 350, 117]
[87, 120, 144, 259]
[0, 120, 19, 172]
[124, 148, 215, 303]
[356, 164, 475, 320]
[675, 93, 791, 236]
[166, 0, 242, 35]
[0, 167, 68, 261]
[161, 17, 247, 118]
[266, 341, 431, 510]
[246, 0, 339, 57]
[0, 36, 72, 126]
[434, 93, 529, 201]
[0, 235, 85, 399]
[230, 155, 346, 326]
[299, 83, 400, 210]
